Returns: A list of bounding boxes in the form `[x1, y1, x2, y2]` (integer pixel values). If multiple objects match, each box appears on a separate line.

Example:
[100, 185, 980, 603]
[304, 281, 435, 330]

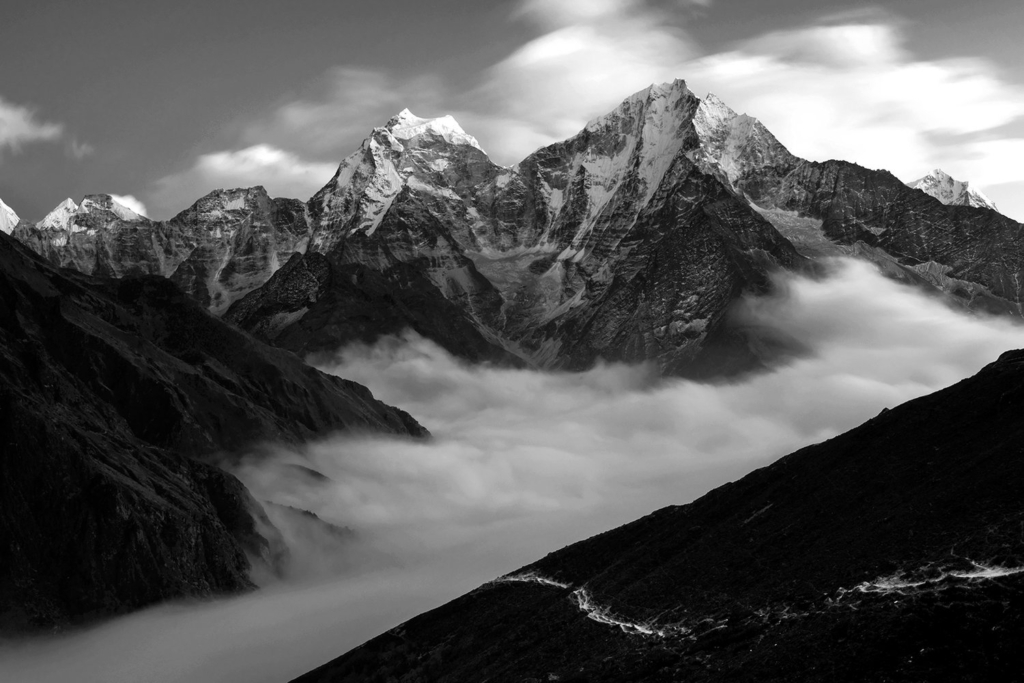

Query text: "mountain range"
[7, 80, 1023, 378]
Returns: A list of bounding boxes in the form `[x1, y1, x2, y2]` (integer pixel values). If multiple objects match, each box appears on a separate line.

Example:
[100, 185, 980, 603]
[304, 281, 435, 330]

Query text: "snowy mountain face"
[15, 79, 1024, 375]
[0, 198, 19, 235]
[908, 169, 998, 211]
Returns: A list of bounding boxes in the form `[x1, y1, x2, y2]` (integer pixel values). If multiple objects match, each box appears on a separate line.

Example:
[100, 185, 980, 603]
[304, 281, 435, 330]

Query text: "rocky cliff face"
[0, 230, 423, 632]
[294, 349, 1024, 683]
[14, 80, 1024, 375]
[677, 98, 1022, 315]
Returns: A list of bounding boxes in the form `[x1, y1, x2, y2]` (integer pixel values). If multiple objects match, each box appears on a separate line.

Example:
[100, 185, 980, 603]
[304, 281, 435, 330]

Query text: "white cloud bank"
[4, 257, 1024, 683]
[0, 96, 63, 156]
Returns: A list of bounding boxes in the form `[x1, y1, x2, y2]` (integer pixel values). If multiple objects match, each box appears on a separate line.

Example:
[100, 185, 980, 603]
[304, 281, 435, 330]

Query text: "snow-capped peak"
[37, 198, 80, 230]
[0, 197, 19, 235]
[386, 109, 484, 152]
[583, 79, 693, 132]
[908, 169, 997, 211]
[80, 194, 145, 221]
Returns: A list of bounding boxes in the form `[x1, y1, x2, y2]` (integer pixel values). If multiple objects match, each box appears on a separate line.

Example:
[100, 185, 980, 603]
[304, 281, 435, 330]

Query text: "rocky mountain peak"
[908, 169, 997, 211]
[0, 197, 19, 235]
[37, 198, 80, 230]
[179, 186, 273, 223]
[79, 194, 146, 222]
[583, 78, 697, 136]
[308, 108, 498, 252]
[690, 93, 796, 187]
[385, 108, 484, 152]
[35, 195, 150, 236]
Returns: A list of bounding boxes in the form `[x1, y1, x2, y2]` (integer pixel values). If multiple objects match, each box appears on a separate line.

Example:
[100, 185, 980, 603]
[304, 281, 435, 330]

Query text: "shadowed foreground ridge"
[0, 231, 424, 632]
[295, 350, 1024, 682]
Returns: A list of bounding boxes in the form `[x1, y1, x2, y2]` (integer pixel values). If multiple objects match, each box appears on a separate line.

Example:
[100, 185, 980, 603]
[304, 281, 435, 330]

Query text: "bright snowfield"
[908, 169, 998, 211]
[0, 198, 18, 235]
[4, 258, 1024, 683]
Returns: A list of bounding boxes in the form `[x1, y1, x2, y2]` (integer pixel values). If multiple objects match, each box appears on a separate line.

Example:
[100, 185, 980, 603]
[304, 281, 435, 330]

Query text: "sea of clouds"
[3, 257, 1024, 683]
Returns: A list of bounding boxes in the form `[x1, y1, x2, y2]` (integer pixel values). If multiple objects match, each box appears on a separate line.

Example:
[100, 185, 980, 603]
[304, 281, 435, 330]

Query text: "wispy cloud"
[0, 96, 63, 156]
[67, 138, 95, 160]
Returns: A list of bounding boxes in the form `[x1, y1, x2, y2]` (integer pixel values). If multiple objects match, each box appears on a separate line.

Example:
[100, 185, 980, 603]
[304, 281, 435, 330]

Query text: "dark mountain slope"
[295, 349, 1024, 682]
[0, 231, 423, 631]
[224, 252, 515, 364]
[740, 159, 1024, 316]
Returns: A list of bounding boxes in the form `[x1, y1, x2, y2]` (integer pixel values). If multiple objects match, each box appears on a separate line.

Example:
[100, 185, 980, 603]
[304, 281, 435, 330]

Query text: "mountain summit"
[908, 169, 997, 211]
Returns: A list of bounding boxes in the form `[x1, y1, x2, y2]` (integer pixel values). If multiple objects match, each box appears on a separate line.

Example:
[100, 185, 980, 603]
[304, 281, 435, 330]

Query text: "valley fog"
[3, 257, 1024, 683]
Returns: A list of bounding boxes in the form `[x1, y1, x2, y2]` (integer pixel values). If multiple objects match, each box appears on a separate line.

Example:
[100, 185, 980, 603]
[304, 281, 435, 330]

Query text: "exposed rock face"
[13, 187, 309, 315]
[166, 187, 311, 314]
[0, 230, 423, 632]
[224, 253, 516, 364]
[909, 169, 998, 211]
[294, 349, 1024, 683]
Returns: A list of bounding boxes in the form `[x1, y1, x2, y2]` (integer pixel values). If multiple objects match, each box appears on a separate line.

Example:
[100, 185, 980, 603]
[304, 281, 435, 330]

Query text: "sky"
[1, 0, 1024, 222]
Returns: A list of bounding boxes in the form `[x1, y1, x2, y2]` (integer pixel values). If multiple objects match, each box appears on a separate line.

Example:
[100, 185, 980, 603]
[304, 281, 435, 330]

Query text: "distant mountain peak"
[81, 194, 146, 222]
[37, 198, 80, 230]
[385, 109, 483, 152]
[908, 169, 997, 211]
[0, 197, 19, 235]
[36, 195, 146, 232]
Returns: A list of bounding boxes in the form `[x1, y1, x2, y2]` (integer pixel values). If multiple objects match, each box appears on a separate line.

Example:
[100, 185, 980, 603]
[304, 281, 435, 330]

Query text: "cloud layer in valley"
[5, 257, 1024, 683]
